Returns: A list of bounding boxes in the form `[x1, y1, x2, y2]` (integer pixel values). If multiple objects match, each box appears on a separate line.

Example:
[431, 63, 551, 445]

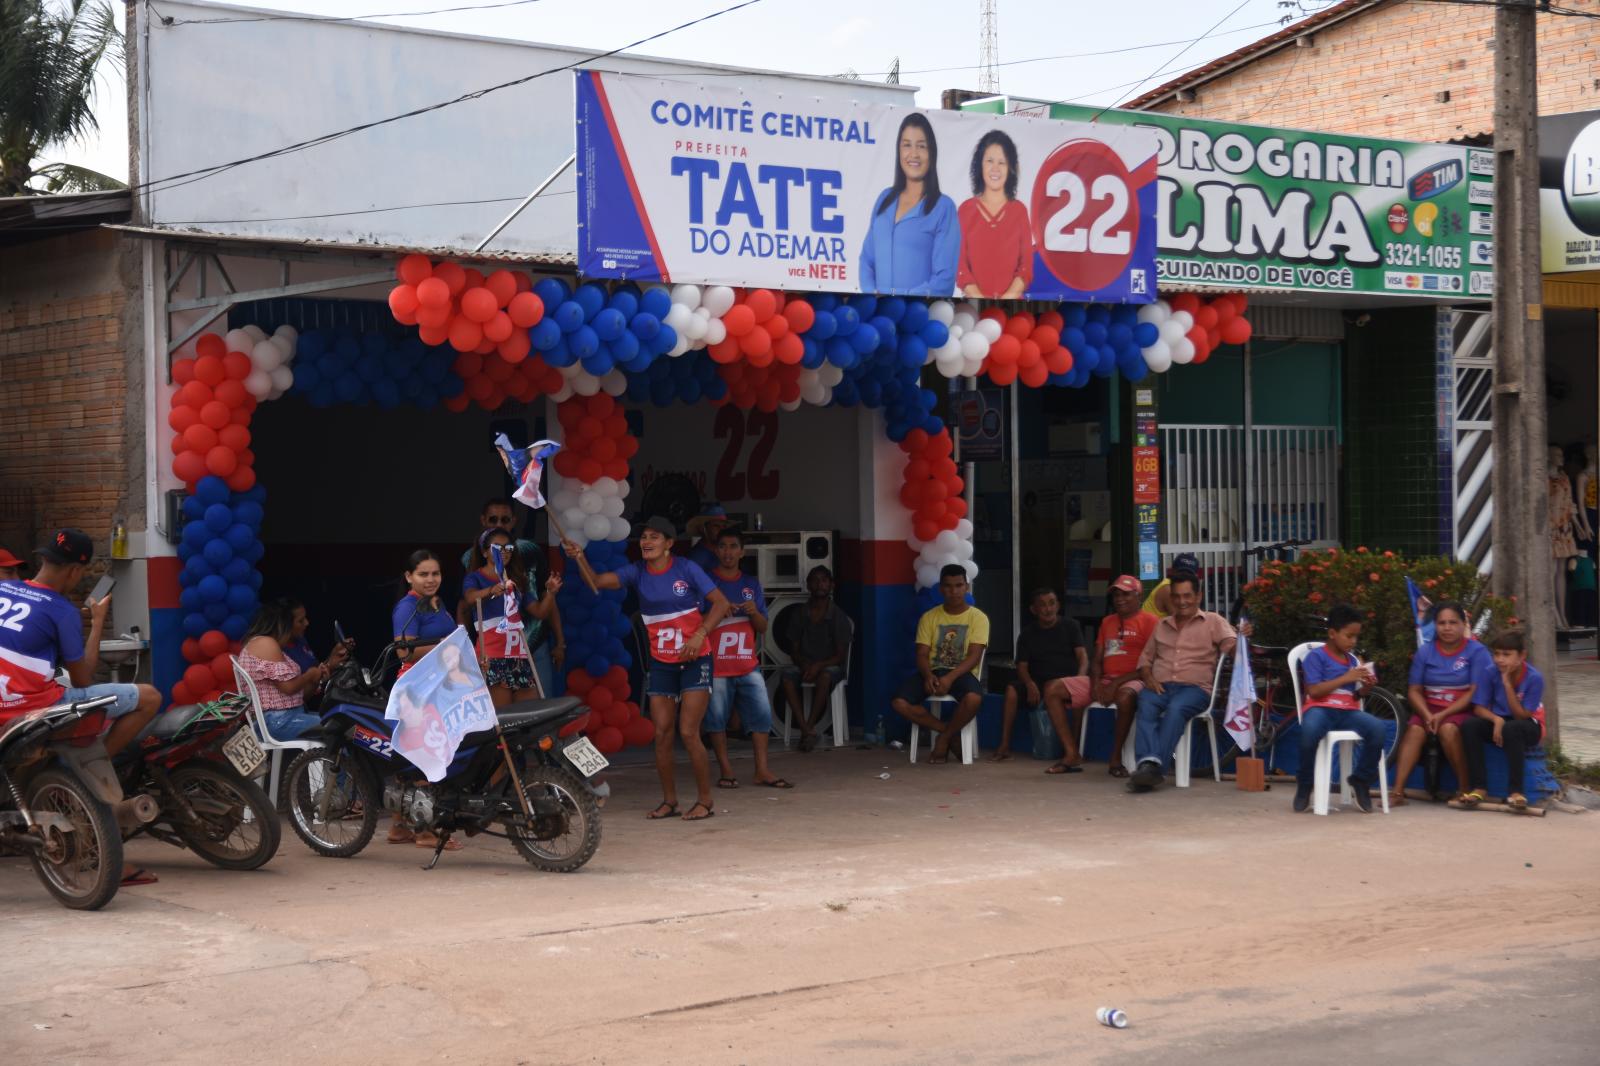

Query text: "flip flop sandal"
[1456, 790, 1483, 807]
[415, 835, 463, 851]
[758, 778, 795, 789]
[647, 802, 680, 820]
[1045, 763, 1084, 774]
[682, 801, 715, 821]
[120, 868, 158, 886]
[716, 777, 740, 790]
[1108, 766, 1131, 779]
[1507, 793, 1529, 810]
[387, 825, 416, 844]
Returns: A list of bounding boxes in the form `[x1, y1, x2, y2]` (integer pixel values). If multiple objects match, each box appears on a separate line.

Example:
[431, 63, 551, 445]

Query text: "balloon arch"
[165, 255, 1253, 754]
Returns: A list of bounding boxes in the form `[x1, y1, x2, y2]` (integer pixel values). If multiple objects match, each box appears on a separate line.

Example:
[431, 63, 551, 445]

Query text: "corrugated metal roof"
[105, 223, 577, 270]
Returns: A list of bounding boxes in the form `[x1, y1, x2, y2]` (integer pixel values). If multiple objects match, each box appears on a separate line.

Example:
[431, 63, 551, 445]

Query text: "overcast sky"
[56, 0, 1320, 184]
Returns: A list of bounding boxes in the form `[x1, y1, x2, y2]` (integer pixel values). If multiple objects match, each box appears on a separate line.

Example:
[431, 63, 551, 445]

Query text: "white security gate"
[1160, 424, 1340, 613]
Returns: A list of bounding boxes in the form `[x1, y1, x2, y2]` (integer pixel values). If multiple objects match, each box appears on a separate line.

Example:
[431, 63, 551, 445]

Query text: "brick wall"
[0, 228, 144, 577]
[1147, 0, 1600, 139]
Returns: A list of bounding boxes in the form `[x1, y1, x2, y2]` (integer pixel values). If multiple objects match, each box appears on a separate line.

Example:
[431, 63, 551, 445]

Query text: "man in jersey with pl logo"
[704, 528, 792, 792]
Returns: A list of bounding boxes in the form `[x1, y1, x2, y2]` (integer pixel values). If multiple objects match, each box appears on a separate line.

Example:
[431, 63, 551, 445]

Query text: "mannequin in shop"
[1572, 445, 1598, 628]
[1548, 445, 1579, 630]
[1574, 444, 1597, 550]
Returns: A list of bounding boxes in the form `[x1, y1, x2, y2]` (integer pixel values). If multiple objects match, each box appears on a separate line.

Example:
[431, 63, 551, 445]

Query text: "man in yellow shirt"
[891, 564, 989, 764]
[1141, 551, 1200, 618]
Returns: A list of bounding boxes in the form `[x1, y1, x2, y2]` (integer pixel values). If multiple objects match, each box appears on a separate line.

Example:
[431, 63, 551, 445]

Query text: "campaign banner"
[1539, 109, 1600, 274]
[575, 72, 1158, 302]
[384, 627, 498, 782]
[1034, 103, 1489, 299]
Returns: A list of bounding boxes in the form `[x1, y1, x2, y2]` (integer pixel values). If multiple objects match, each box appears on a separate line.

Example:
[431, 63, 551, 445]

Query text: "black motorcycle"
[281, 638, 604, 872]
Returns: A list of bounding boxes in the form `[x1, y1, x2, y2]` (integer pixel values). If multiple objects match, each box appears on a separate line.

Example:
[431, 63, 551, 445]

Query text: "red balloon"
[222, 351, 252, 380]
[171, 680, 194, 706]
[172, 358, 196, 385]
[745, 288, 778, 322]
[496, 329, 530, 363]
[513, 271, 533, 293]
[173, 449, 207, 484]
[200, 400, 231, 429]
[1017, 339, 1041, 368]
[182, 423, 219, 453]
[183, 664, 214, 694]
[205, 444, 239, 477]
[168, 404, 199, 433]
[586, 687, 615, 712]
[774, 333, 805, 364]
[602, 704, 630, 729]
[460, 286, 498, 323]
[388, 284, 420, 318]
[484, 270, 519, 308]
[1194, 305, 1219, 330]
[1171, 292, 1201, 316]
[210, 653, 234, 689]
[417, 303, 451, 329]
[483, 356, 514, 384]
[443, 393, 471, 413]
[181, 637, 203, 664]
[590, 436, 618, 462]
[553, 451, 581, 477]
[566, 670, 596, 696]
[194, 355, 226, 387]
[722, 304, 756, 337]
[419, 323, 450, 346]
[738, 328, 772, 358]
[592, 727, 624, 755]
[763, 314, 790, 340]
[903, 428, 929, 454]
[1031, 326, 1060, 354]
[195, 334, 226, 360]
[1220, 316, 1252, 346]
[1020, 361, 1050, 388]
[587, 393, 616, 417]
[397, 253, 433, 286]
[946, 496, 968, 519]
[507, 291, 544, 328]
[988, 362, 1019, 386]
[177, 380, 213, 409]
[1038, 310, 1065, 332]
[449, 316, 484, 353]
[228, 402, 253, 427]
[462, 267, 485, 291]
[914, 519, 939, 543]
[989, 335, 1021, 367]
[623, 716, 655, 747]
[218, 424, 251, 452]
[1045, 348, 1073, 375]
[214, 379, 249, 409]
[199, 630, 229, 658]
[416, 277, 450, 308]
[1005, 312, 1035, 339]
[707, 337, 741, 363]
[783, 299, 816, 333]
[578, 458, 603, 483]
[434, 261, 467, 296]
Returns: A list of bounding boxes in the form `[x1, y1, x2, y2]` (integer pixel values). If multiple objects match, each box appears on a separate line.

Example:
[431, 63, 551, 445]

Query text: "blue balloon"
[181, 522, 210, 549]
[1062, 326, 1087, 355]
[849, 294, 878, 319]
[585, 654, 610, 677]
[593, 308, 627, 342]
[223, 523, 255, 553]
[334, 374, 363, 403]
[800, 338, 825, 369]
[920, 320, 950, 349]
[609, 329, 640, 362]
[242, 541, 265, 564]
[580, 349, 614, 376]
[898, 336, 928, 368]
[1062, 305, 1087, 329]
[901, 301, 929, 334]
[296, 331, 327, 359]
[182, 612, 209, 638]
[1085, 322, 1108, 346]
[833, 305, 860, 335]
[221, 614, 249, 641]
[871, 316, 897, 349]
[177, 541, 196, 564]
[1109, 324, 1133, 349]
[678, 378, 703, 404]
[878, 296, 907, 323]
[225, 584, 257, 614]
[530, 318, 563, 353]
[568, 325, 599, 360]
[179, 586, 202, 611]
[629, 312, 661, 342]
[652, 324, 677, 355]
[825, 337, 858, 368]
[850, 327, 880, 356]
[373, 379, 401, 409]
[640, 287, 672, 319]
[292, 362, 321, 392]
[203, 503, 233, 534]
[195, 476, 230, 506]
[202, 538, 233, 569]
[181, 495, 207, 522]
[198, 574, 228, 604]
[533, 277, 571, 310]
[221, 557, 254, 584]
[572, 283, 607, 322]
[246, 570, 263, 591]
[356, 355, 385, 384]
[607, 290, 639, 319]
[1134, 321, 1159, 348]
[807, 310, 838, 341]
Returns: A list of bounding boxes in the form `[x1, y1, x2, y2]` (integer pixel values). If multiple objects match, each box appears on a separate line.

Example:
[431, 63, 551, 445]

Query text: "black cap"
[639, 515, 677, 540]
[38, 528, 93, 566]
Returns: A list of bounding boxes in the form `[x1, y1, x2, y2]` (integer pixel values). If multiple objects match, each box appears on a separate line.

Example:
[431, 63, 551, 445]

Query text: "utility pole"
[1490, 0, 1558, 739]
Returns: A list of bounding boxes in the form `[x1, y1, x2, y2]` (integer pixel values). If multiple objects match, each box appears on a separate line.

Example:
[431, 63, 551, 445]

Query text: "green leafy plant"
[1241, 547, 1515, 691]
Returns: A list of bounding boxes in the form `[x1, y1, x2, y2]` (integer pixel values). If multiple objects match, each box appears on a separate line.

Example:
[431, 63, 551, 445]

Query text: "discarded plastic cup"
[889, 740, 905, 750]
[878, 772, 891, 780]
[1097, 1007, 1128, 1029]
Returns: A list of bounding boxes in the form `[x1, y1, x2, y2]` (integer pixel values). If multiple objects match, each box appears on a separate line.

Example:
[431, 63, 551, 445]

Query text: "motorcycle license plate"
[221, 727, 268, 777]
[563, 736, 609, 778]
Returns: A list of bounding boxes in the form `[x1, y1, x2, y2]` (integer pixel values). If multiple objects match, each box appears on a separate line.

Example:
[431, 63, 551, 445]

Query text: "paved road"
[2, 748, 1596, 1064]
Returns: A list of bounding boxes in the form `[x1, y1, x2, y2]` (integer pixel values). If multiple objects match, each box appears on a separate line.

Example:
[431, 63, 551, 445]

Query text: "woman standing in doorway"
[958, 130, 1033, 299]
[859, 112, 960, 296]
[462, 528, 560, 708]
[392, 549, 454, 676]
[1390, 602, 1493, 804]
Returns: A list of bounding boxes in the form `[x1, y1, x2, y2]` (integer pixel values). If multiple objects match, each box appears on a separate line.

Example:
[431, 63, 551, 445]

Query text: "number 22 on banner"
[1031, 139, 1139, 292]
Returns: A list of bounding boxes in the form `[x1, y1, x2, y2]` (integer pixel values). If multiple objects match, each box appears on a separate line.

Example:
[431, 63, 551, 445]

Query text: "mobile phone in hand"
[89, 574, 115, 604]
[333, 620, 348, 646]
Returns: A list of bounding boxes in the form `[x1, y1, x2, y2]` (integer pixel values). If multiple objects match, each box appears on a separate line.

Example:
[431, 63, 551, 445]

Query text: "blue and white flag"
[1223, 635, 1255, 753]
[1404, 575, 1435, 647]
[494, 434, 561, 510]
[384, 627, 498, 782]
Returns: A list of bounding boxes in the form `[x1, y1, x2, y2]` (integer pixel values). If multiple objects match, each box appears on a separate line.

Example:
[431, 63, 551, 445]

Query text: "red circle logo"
[1387, 204, 1409, 234]
[1030, 139, 1140, 292]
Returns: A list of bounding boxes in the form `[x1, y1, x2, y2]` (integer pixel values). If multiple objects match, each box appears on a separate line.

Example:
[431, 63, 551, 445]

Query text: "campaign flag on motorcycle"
[384, 626, 498, 782]
[1403, 575, 1435, 647]
[1223, 636, 1255, 753]
[494, 434, 560, 509]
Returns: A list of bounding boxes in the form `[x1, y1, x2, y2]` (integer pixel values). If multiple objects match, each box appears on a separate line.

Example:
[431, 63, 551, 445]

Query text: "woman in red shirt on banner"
[957, 130, 1034, 300]
[566, 516, 731, 823]
[462, 528, 560, 707]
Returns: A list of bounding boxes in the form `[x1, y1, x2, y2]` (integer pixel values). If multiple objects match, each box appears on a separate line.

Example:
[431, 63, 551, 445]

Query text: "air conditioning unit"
[740, 529, 835, 594]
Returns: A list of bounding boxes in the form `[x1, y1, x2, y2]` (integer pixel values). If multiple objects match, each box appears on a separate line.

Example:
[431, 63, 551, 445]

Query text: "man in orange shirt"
[1128, 572, 1238, 793]
[1090, 575, 1158, 778]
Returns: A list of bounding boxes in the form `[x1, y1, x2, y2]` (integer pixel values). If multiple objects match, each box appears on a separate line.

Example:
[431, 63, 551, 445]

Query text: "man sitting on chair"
[775, 565, 852, 753]
[1127, 571, 1238, 793]
[891, 565, 988, 764]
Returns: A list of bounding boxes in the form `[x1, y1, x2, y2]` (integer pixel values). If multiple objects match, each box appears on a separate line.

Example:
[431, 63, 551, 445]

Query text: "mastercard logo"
[1415, 201, 1439, 237]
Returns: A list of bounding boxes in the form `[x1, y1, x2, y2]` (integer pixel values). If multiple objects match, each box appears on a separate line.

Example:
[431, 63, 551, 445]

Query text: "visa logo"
[1410, 160, 1463, 201]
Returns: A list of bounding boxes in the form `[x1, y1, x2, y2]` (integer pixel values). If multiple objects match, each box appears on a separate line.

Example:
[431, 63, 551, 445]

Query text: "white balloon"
[955, 519, 974, 541]
[934, 530, 959, 553]
[242, 324, 268, 343]
[1159, 318, 1188, 345]
[702, 286, 736, 317]
[563, 507, 587, 531]
[273, 323, 299, 344]
[975, 318, 1003, 343]
[1171, 309, 1195, 332]
[819, 364, 844, 387]
[223, 329, 253, 354]
[608, 516, 631, 541]
[954, 540, 974, 561]
[962, 560, 979, 582]
[664, 303, 693, 332]
[670, 284, 703, 310]
[1171, 337, 1197, 365]
[1143, 341, 1173, 373]
[601, 370, 627, 396]
[267, 385, 286, 401]
[682, 311, 708, 341]
[916, 563, 938, 589]
[960, 332, 990, 360]
[552, 380, 575, 403]
[572, 372, 601, 396]
[780, 398, 802, 412]
[703, 318, 727, 346]
[567, 527, 591, 548]
[579, 490, 603, 514]
[269, 334, 294, 362]
[244, 368, 272, 398]
[269, 365, 294, 391]
[614, 478, 630, 500]
[1137, 300, 1170, 324]
[962, 355, 987, 377]
[669, 336, 691, 357]
[602, 495, 626, 518]
[550, 488, 577, 513]
[584, 513, 612, 541]
[934, 351, 965, 379]
[251, 340, 284, 371]
[927, 300, 955, 325]
[951, 311, 976, 334]
[592, 476, 618, 497]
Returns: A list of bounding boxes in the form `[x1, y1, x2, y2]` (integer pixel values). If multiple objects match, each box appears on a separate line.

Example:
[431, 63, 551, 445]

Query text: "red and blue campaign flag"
[494, 435, 560, 509]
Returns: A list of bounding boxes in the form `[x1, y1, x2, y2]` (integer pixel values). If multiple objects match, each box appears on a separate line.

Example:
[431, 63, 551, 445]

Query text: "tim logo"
[672, 579, 690, 598]
[1409, 160, 1462, 201]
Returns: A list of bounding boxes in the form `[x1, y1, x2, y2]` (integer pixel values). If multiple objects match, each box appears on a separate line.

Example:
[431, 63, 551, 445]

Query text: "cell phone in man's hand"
[89, 574, 115, 604]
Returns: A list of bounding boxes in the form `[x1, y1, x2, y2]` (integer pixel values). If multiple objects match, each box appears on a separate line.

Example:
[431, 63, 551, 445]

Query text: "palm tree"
[0, 0, 123, 196]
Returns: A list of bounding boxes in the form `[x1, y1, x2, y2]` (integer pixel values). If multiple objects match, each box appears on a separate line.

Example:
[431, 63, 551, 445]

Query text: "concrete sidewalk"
[1556, 657, 1600, 763]
[2, 747, 1596, 1064]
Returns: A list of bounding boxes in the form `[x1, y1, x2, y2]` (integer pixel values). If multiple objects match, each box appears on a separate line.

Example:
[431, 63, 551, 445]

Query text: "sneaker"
[1293, 783, 1312, 813]
[1127, 762, 1163, 793]
[1349, 778, 1373, 813]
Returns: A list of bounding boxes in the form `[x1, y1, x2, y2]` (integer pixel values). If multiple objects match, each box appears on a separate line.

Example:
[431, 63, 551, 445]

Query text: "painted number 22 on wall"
[714, 407, 780, 501]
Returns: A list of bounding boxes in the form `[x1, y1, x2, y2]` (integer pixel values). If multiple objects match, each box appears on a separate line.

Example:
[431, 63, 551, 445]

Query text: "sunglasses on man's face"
[486, 515, 515, 526]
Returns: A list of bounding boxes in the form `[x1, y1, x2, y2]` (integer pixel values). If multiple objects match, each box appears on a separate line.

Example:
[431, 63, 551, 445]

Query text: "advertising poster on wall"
[1540, 109, 1600, 274]
[1028, 103, 1490, 299]
[575, 72, 1159, 302]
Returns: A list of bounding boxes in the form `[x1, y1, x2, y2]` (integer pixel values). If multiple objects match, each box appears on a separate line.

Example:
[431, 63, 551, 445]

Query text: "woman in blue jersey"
[858, 112, 960, 296]
[463, 528, 561, 708]
[566, 515, 732, 822]
[392, 550, 455, 676]
[1390, 601, 1493, 804]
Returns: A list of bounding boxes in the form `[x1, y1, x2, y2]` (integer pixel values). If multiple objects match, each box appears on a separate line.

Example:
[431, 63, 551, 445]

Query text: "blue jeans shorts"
[645, 655, 713, 700]
[706, 671, 774, 733]
[62, 683, 143, 724]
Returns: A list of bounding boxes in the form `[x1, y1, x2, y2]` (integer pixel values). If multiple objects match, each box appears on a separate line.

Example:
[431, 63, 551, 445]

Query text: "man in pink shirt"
[1128, 572, 1238, 793]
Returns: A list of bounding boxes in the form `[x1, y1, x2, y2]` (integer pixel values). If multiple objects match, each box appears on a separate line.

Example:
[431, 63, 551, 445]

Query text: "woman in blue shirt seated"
[392, 550, 455, 676]
[859, 112, 960, 296]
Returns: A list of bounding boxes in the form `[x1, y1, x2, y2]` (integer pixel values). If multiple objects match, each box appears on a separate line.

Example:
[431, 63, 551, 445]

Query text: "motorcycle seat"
[496, 696, 583, 730]
[135, 704, 207, 743]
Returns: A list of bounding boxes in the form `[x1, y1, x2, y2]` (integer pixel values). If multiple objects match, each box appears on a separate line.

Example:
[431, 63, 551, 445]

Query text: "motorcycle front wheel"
[26, 768, 123, 911]
[283, 746, 379, 858]
[167, 762, 281, 870]
[505, 765, 601, 873]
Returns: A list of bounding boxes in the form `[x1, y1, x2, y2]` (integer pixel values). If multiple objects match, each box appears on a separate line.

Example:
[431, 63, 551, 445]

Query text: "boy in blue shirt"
[1460, 629, 1545, 810]
[704, 529, 791, 791]
[1295, 603, 1386, 814]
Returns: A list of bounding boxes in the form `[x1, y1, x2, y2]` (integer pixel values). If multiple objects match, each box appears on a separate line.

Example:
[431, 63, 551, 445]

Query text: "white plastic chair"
[779, 637, 853, 749]
[910, 650, 985, 766]
[1288, 642, 1390, 815]
[232, 656, 320, 804]
[1171, 655, 1226, 788]
[1079, 701, 1138, 771]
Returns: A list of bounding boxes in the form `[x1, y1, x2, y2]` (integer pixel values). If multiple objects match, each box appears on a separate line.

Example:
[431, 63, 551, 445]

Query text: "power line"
[1093, 0, 1256, 119]
[158, 191, 573, 226]
[130, 0, 767, 199]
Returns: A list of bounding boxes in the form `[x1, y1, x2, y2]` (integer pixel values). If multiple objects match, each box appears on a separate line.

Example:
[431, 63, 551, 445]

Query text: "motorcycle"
[116, 694, 281, 871]
[0, 694, 159, 910]
[281, 638, 605, 872]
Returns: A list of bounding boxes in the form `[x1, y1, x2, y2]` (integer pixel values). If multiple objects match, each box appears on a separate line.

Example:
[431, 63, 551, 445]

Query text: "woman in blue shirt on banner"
[463, 528, 561, 708]
[565, 515, 731, 823]
[1391, 601, 1493, 804]
[859, 112, 960, 296]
